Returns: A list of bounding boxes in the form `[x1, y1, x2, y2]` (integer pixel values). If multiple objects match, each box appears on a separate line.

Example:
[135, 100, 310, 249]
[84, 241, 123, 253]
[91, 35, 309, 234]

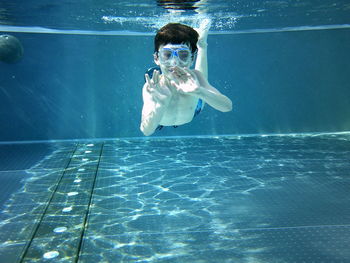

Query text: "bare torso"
[159, 91, 199, 126]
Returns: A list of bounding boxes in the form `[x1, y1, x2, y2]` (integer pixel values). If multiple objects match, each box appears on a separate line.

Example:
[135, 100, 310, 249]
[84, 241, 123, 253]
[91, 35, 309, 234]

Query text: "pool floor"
[0, 133, 350, 262]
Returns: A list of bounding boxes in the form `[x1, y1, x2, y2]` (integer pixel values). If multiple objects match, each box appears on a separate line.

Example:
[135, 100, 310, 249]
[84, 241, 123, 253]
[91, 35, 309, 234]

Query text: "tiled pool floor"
[0, 133, 350, 262]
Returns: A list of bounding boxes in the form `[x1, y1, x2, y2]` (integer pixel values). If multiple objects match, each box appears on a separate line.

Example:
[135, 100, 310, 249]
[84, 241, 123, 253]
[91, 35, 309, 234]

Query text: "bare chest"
[160, 93, 199, 126]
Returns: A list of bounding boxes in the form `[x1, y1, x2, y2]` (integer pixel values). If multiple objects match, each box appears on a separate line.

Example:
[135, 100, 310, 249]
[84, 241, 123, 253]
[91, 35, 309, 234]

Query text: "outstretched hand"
[169, 67, 200, 95]
[144, 70, 172, 104]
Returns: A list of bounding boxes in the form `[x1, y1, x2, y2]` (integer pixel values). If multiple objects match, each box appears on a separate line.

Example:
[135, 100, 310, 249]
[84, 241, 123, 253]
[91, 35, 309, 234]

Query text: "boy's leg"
[195, 18, 211, 80]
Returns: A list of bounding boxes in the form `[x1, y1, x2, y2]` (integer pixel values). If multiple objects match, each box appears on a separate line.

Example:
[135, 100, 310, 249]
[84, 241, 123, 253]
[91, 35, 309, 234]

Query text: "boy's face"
[154, 43, 194, 72]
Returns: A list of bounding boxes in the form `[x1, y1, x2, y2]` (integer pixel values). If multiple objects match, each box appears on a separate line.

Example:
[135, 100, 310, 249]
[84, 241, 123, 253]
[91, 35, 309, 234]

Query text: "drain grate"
[19, 143, 104, 263]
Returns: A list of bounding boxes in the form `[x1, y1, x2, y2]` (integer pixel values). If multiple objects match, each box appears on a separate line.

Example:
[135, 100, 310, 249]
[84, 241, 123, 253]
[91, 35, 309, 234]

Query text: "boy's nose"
[169, 57, 179, 66]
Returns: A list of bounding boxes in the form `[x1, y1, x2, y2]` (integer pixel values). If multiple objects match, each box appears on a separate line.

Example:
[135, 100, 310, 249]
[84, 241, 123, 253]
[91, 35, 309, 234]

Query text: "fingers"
[172, 67, 192, 80]
[152, 70, 160, 84]
[145, 74, 151, 84]
[175, 66, 190, 75]
[145, 74, 154, 93]
[153, 85, 172, 102]
[146, 70, 160, 86]
[179, 67, 192, 77]
[146, 70, 163, 94]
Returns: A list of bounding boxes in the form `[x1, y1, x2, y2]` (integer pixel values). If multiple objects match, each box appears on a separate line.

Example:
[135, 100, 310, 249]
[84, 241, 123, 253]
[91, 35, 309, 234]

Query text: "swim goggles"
[158, 44, 192, 66]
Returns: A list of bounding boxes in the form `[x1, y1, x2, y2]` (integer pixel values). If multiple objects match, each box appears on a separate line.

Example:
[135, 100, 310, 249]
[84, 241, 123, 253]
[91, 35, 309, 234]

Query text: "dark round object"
[0, 34, 24, 63]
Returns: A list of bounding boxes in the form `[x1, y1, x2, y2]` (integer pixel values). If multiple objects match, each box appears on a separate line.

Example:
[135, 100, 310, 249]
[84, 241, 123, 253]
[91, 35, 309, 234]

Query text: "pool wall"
[1, 28, 350, 141]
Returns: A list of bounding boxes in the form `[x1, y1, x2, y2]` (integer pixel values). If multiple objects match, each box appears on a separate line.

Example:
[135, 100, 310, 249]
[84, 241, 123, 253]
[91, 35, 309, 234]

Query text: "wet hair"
[154, 23, 199, 54]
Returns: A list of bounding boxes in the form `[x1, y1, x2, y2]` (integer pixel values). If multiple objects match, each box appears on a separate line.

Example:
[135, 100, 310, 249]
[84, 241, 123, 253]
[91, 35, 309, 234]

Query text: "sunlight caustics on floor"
[0, 133, 350, 262]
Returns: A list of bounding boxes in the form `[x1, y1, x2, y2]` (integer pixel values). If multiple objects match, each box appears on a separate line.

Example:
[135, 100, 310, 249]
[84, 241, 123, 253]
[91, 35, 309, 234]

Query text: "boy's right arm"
[140, 84, 164, 136]
[140, 73, 172, 136]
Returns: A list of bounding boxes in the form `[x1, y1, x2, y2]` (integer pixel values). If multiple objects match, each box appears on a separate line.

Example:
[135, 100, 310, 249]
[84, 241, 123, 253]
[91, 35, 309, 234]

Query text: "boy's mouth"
[167, 66, 185, 72]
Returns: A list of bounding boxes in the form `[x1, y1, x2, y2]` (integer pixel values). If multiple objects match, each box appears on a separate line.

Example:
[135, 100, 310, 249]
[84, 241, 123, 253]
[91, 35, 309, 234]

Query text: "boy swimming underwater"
[140, 20, 232, 136]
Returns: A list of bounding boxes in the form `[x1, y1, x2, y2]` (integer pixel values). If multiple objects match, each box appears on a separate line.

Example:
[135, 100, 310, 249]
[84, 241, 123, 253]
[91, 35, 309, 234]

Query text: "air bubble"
[67, 192, 79, 196]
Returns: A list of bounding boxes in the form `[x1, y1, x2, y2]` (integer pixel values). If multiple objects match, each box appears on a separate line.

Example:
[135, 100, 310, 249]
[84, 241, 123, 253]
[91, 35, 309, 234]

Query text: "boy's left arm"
[170, 67, 232, 112]
[194, 70, 232, 112]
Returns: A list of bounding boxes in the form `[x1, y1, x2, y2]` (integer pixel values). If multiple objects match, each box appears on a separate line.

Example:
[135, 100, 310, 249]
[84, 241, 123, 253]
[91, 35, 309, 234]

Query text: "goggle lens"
[160, 49, 173, 60]
[177, 50, 190, 61]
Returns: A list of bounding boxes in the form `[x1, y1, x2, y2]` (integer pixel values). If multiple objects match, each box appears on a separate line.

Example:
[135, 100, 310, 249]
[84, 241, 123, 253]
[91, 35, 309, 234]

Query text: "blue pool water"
[1, 1, 350, 262]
